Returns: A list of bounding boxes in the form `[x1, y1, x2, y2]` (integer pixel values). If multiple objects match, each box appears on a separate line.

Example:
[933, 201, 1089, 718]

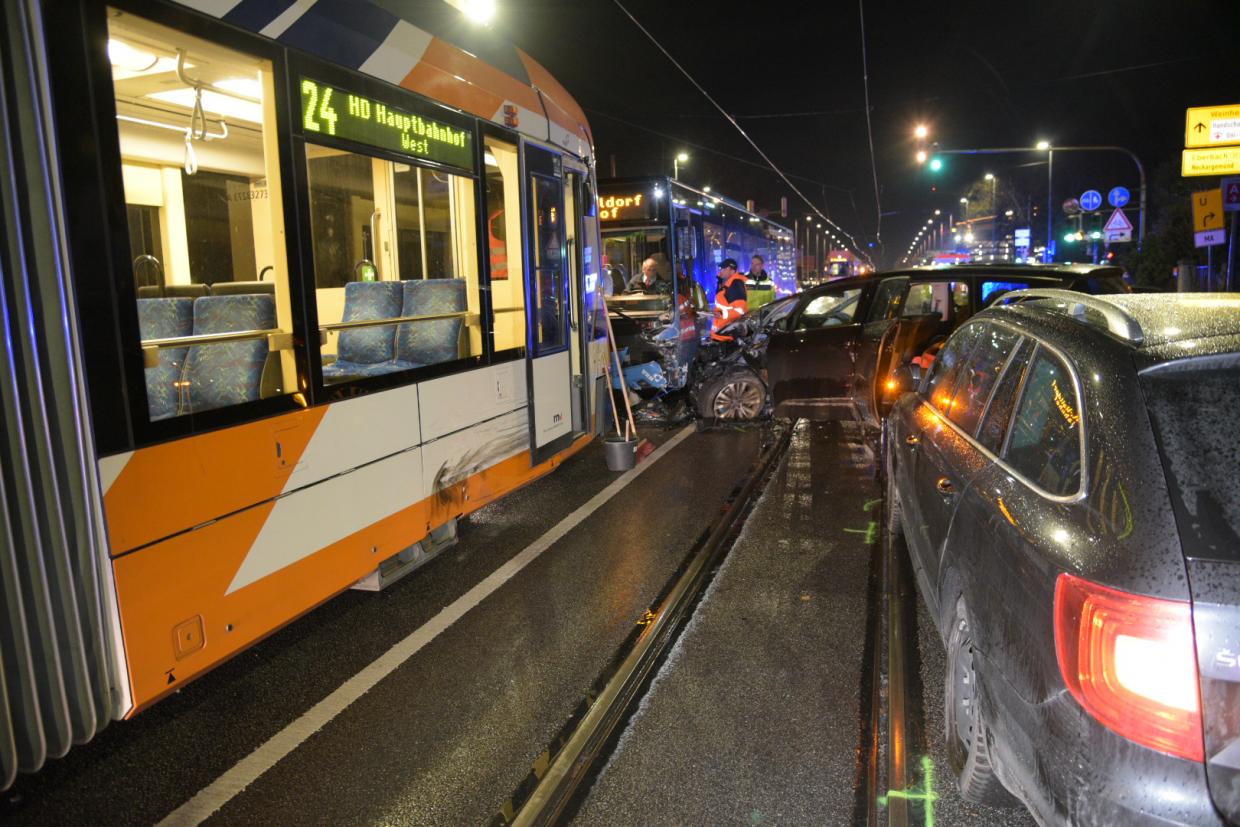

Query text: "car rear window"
[1142, 359, 1240, 562]
[1004, 348, 1082, 496]
[947, 324, 1022, 435]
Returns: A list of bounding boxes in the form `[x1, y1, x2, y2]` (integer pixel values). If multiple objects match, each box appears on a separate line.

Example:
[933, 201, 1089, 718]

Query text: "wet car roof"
[993, 292, 1240, 360]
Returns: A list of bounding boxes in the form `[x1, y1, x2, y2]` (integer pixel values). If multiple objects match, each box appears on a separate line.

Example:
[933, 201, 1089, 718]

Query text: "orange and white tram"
[0, 0, 607, 785]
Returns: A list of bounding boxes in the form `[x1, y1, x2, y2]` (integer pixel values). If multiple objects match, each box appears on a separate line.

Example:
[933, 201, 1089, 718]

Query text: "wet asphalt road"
[573, 420, 883, 826]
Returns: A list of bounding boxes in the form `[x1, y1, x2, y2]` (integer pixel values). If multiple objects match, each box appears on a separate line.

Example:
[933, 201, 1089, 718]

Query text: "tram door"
[563, 163, 593, 435]
[523, 143, 574, 463]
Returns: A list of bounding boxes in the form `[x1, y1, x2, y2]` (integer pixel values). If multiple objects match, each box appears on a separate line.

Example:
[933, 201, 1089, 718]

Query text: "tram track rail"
[495, 422, 794, 827]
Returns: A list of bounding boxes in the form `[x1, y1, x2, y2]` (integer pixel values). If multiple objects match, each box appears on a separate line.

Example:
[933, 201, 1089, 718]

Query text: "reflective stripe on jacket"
[710, 272, 748, 341]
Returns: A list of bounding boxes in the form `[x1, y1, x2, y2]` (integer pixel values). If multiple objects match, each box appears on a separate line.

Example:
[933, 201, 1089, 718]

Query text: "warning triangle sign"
[1103, 208, 1133, 233]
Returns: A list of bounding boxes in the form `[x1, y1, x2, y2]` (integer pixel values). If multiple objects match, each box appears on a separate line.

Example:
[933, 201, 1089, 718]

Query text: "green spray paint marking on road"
[844, 520, 879, 545]
[878, 755, 939, 827]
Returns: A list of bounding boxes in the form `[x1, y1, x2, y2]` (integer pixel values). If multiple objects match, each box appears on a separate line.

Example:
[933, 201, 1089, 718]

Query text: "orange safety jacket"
[710, 272, 749, 341]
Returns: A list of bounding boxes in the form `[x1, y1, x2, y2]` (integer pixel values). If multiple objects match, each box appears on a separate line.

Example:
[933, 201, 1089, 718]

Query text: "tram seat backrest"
[396, 278, 466, 367]
[136, 284, 210, 299]
[211, 281, 276, 296]
[136, 297, 194, 421]
[322, 281, 404, 381]
[184, 294, 275, 414]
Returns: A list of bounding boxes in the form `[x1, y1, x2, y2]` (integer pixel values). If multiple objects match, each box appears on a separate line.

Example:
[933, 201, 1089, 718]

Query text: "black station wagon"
[886, 290, 1240, 825]
[691, 264, 1128, 422]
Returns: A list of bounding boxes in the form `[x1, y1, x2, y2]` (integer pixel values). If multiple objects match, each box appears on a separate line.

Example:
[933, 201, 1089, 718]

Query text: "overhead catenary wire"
[857, 0, 882, 248]
[586, 107, 853, 195]
[610, 0, 871, 265]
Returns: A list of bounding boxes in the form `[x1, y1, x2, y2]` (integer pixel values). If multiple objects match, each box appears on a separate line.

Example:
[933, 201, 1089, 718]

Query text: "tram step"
[351, 519, 459, 592]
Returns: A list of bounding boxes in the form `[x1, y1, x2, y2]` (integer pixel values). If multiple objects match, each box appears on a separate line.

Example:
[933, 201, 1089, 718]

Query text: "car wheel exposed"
[944, 598, 1016, 807]
[700, 372, 766, 420]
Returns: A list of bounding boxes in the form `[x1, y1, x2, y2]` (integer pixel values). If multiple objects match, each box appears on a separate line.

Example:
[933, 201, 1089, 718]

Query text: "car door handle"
[936, 477, 956, 495]
[905, 434, 920, 445]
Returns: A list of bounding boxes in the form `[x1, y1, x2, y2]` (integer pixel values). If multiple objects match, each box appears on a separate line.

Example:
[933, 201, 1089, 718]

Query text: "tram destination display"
[299, 77, 473, 170]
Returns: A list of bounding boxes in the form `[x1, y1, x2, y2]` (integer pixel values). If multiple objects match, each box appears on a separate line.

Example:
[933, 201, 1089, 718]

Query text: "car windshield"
[759, 296, 797, 327]
[1141, 357, 1240, 562]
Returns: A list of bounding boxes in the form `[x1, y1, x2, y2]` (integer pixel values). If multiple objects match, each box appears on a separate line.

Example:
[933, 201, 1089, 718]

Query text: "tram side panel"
[101, 361, 590, 712]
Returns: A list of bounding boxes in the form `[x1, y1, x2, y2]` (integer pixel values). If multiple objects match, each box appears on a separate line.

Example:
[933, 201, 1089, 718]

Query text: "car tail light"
[1054, 573, 1203, 762]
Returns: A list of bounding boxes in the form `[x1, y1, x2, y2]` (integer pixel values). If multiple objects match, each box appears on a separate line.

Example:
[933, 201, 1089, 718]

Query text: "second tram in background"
[595, 176, 796, 394]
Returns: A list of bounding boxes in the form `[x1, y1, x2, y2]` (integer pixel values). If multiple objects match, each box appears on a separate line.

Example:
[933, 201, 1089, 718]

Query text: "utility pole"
[1046, 149, 1054, 262]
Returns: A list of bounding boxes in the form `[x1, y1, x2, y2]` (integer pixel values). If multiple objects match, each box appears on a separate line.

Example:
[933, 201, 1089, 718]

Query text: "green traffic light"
[928, 157, 943, 172]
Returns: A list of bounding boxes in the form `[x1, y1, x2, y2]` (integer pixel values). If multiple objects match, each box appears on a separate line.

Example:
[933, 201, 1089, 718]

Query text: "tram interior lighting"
[459, 0, 497, 23]
[484, 152, 498, 166]
[148, 85, 262, 123]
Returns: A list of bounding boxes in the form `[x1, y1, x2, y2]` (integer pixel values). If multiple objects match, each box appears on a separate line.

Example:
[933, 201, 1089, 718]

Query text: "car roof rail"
[995, 288, 1144, 344]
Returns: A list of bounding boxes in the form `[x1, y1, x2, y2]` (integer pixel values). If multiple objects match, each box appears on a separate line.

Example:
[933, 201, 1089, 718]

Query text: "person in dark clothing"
[747, 254, 771, 285]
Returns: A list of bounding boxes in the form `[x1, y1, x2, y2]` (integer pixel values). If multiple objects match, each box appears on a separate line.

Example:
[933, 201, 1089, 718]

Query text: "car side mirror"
[884, 363, 922, 402]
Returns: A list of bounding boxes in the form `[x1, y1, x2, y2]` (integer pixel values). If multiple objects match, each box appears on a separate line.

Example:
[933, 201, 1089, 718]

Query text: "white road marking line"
[157, 426, 696, 827]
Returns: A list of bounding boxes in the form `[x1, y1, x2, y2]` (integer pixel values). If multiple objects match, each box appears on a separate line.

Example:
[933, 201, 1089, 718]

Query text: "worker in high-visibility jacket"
[710, 258, 748, 341]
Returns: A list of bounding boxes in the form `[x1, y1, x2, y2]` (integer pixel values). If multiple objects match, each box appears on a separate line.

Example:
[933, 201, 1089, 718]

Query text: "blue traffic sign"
[1080, 190, 1103, 211]
[1108, 186, 1131, 208]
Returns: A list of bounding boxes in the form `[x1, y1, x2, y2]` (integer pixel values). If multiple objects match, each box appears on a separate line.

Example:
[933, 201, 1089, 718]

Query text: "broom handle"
[601, 293, 639, 440]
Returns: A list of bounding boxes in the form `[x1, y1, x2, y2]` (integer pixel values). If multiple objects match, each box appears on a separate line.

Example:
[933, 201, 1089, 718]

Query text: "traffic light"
[928, 157, 943, 172]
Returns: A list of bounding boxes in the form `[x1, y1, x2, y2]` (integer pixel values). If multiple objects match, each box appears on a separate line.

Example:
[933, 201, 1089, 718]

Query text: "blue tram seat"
[321, 281, 404, 382]
[184, 294, 276, 414]
[136, 297, 194, 421]
[396, 278, 466, 368]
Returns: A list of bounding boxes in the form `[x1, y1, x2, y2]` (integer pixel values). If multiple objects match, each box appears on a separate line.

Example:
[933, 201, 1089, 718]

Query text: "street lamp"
[673, 151, 689, 180]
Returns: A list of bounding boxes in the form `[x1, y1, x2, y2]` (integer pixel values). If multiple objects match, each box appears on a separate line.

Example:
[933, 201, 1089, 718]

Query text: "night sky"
[499, 0, 1240, 268]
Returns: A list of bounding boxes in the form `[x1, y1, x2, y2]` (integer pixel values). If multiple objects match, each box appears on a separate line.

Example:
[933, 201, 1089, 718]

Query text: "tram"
[0, 0, 606, 787]
[599, 176, 797, 307]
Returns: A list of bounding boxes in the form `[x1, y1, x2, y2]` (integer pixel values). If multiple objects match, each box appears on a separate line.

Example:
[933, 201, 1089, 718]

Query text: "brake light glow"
[1054, 573, 1203, 762]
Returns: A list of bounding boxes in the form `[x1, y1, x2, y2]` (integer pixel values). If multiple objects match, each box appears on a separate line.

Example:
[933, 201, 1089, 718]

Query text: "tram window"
[306, 144, 480, 385]
[485, 139, 526, 353]
[531, 174, 565, 351]
[109, 9, 295, 422]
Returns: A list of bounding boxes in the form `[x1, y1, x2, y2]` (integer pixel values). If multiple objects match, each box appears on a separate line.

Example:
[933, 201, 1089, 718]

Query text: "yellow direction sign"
[1183, 146, 1240, 177]
[1186, 104, 1240, 148]
[1192, 189, 1224, 232]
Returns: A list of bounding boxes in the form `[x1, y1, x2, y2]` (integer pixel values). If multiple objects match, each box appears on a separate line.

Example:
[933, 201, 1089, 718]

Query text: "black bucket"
[603, 437, 637, 471]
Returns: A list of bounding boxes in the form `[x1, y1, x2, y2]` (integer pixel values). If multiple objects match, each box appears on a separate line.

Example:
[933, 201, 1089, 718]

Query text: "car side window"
[796, 289, 862, 330]
[921, 322, 983, 415]
[976, 338, 1035, 453]
[946, 324, 1022, 434]
[1004, 349, 1082, 496]
[902, 282, 947, 319]
[866, 279, 906, 323]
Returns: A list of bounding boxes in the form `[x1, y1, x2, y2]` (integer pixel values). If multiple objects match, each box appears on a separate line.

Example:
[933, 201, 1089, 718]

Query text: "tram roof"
[599, 176, 795, 235]
[176, 0, 592, 158]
